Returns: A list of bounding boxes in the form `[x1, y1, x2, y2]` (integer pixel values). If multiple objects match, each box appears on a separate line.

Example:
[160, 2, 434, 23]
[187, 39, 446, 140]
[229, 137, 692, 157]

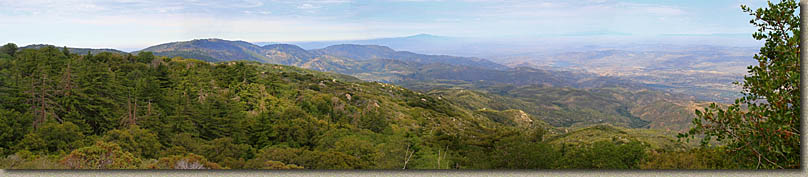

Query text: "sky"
[0, 0, 773, 51]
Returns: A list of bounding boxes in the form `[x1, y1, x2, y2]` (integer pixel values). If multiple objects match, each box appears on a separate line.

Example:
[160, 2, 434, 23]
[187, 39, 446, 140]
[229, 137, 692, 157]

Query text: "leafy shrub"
[61, 141, 141, 169]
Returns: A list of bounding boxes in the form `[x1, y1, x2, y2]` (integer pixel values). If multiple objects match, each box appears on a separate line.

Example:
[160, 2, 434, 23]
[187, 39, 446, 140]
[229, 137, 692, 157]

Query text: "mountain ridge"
[254, 33, 458, 50]
[136, 38, 509, 72]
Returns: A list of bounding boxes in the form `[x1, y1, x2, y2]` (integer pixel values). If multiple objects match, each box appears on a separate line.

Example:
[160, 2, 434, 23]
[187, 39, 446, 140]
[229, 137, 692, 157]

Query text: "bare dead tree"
[175, 160, 207, 169]
[120, 91, 138, 127]
[403, 144, 415, 169]
[31, 73, 61, 128]
[442, 145, 449, 169]
[147, 99, 152, 116]
[437, 146, 441, 169]
[435, 144, 450, 169]
[59, 62, 73, 95]
[133, 96, 138, 125]
[38, 74, 46, 127]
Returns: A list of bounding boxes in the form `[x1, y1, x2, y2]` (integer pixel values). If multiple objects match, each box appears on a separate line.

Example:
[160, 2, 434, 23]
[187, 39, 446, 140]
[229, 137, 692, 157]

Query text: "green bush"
[61, 141, 141, 169]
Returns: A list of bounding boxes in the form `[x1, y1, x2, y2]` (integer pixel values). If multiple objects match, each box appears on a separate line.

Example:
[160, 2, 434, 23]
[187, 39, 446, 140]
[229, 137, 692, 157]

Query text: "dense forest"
[0, 0, 800, 170]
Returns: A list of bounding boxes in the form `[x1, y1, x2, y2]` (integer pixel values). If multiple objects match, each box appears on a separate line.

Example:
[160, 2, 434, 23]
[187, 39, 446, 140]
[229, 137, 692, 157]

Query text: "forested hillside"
[2, 45, 731, 169]
[132, 39, 703, 132]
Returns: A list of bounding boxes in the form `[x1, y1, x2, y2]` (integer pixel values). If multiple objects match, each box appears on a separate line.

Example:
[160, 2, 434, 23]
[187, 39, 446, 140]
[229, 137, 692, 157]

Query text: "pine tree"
[72, 53, 119, 135]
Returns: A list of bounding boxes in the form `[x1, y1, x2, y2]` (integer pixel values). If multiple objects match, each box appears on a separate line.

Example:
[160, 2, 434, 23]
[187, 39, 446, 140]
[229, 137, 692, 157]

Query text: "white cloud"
[298, 3, 320, 9]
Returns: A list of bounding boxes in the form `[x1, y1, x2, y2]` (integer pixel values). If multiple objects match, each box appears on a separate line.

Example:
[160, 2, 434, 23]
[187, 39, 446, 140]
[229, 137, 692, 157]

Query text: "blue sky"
[0, 0, 772, 51]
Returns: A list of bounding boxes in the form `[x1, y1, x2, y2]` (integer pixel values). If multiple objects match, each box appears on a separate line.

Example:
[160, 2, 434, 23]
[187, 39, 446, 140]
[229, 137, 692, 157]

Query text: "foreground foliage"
[680, 0, 801, 169]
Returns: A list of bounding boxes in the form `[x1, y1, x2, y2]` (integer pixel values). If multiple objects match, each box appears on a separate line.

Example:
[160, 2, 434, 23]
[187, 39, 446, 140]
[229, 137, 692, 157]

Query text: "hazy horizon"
[5, 33, 764, 54]
[1, 0, 770, 51]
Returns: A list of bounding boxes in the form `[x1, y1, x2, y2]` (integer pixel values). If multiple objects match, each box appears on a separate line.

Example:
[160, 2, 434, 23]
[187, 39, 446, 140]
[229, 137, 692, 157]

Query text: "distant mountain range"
[262, 33, 457, 51]
[255, 34, 761, 59]
[127, 38, 510, 82]
[136, 38, 505, 69]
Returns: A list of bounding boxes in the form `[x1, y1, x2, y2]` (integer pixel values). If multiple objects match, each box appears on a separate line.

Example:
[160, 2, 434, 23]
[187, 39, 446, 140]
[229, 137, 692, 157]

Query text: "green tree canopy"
[680, 0, 801, 169]
[102, 126, 163, 159]
[0, 43, 17, 57]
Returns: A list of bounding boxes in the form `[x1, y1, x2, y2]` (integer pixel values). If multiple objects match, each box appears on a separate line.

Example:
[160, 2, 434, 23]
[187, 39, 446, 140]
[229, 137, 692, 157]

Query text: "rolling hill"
[137, 39, 268, 62]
